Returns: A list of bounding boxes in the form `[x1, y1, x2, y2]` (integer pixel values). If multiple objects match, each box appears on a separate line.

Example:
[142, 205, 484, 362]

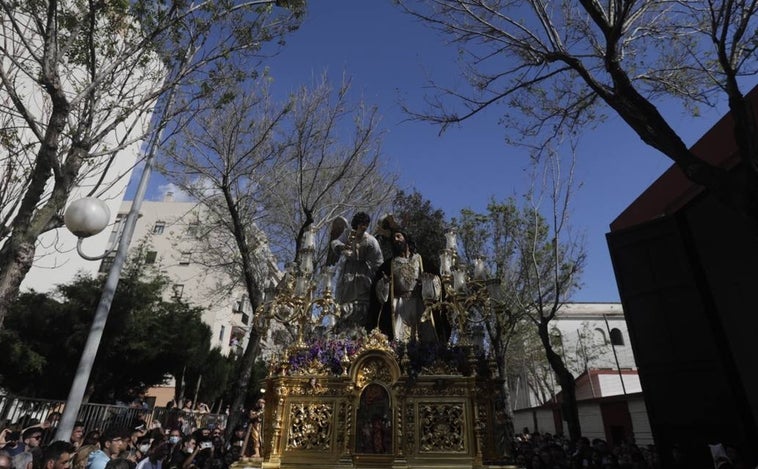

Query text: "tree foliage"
[0, 0, 303, 328]
[0, 252, 215, 402]
[158, 72, 397, 439]
[400, 0, 758, 221]
[383, 189, 447, 273]
[455, 155, 585, 440]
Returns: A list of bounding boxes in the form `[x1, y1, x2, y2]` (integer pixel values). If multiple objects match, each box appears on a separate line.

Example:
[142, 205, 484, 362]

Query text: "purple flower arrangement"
[286, 337, 363, 375]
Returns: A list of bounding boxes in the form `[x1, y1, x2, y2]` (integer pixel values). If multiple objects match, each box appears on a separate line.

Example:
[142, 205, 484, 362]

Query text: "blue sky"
[138, 1, 749, 302]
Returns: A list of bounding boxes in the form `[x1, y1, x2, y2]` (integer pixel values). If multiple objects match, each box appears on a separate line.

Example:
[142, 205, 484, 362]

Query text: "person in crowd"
[86, 428, 128, 469]
[135, 441, 169, 469]
[104, 458, 136, 469]
[125, 426, 146, 458]
[82, 431, 101, 448]
[329, 212, 384, 336]
[195, 404, 209, 415]
[70, 422, 86, 450]
[166, 430, 182, 449]
[225, 426, 245, 463]
[0, 451, 10, 469]
[41, 441, 75, 469]
[12, 427, 45, 457]
[17, 449, 38, 469]
[0, 428, 21, 457]
[165, 433, 193, 469]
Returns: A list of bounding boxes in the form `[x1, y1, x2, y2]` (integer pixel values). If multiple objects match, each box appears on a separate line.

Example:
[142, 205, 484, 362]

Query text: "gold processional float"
[236, 229, 516, 469]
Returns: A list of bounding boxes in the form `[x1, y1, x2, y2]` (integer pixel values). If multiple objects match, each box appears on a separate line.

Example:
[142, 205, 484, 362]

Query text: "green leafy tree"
[0, 254, 214, 401]
[455, 156, 585, 441]
[384, 190, 447, 273]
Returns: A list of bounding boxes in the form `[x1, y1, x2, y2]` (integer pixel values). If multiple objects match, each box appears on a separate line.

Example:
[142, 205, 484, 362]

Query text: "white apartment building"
[107, 194, 281, 355]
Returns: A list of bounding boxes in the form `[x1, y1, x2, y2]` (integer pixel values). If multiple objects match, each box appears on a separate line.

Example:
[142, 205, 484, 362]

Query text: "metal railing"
[0, 395, 228, 444]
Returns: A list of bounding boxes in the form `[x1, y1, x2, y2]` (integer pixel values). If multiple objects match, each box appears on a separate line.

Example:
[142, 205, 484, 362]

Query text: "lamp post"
[54, 0, 302, 441]
[55, 131, 159, 441]
[55, 0, 305, 441]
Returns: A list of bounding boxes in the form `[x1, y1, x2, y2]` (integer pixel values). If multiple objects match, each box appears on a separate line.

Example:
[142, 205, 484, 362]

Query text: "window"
[610, 328, 625, 346]
[99, 255, 115, 273]
[219, 325, 225, 342]
[172, 284, 184, 299]
[144, 251, 157, 264]
[550, 330, 563, 349]
[109, 215, 126, 245]
[186, 222, 200, 238]
[179, 252, 191, 265]
[153, 221, 165, 234]
[593, 328, 608, 345]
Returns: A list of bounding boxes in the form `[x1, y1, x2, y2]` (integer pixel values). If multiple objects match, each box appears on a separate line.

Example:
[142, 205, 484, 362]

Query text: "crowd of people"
[512, 429, 660, 469]
[0, 400, 265, 469]
[511, 428, 753, 469]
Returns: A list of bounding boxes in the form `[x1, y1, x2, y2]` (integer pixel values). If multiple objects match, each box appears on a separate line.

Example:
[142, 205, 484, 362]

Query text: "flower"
[286, 337, 363, 375]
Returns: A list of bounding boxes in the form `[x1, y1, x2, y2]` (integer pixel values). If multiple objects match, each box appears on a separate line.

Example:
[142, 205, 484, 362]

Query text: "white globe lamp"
[64, 197, 111, 238]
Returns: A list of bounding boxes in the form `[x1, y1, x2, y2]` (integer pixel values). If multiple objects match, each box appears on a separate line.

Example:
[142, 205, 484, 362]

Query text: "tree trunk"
[538, 321, 581, 441]
[494, 352, 515, 458]
[222, 185, 266, 443]
[225, 327, 261, 443]
[0, 237, 37, 329]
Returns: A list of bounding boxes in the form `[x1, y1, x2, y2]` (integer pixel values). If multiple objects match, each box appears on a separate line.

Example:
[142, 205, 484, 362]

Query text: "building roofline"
[610, 85, 758, 231]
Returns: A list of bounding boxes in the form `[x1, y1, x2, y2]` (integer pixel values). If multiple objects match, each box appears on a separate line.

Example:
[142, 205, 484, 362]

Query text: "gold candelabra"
[422, 230, 503, 348]
[256, 227, 339, 350]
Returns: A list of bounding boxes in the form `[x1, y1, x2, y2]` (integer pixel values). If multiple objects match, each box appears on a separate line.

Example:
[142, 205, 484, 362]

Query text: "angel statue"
[327, 212, 384, 337]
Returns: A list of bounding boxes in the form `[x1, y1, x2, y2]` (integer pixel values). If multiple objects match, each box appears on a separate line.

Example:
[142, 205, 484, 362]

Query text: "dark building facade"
[607, 90, 758, 467]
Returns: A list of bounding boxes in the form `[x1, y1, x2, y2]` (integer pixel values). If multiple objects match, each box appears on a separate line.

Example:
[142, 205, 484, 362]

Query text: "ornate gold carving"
[421, 360, 463, 376]
[404, 386, 467, 397]
[286, 403, 333, 451]
[360, 328, 396, 354]
[356, 358, 392, 388]
[418, 403, 466, 453]
[286, 378, 331, 396]
[404, 403, 415, 455]
[288, 357, 329, 376]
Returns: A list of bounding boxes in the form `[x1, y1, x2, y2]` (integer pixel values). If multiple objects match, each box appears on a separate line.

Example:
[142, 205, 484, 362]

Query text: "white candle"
[440, 252, 452, 276]
[445, 230, 457, 250]
[303, 228, 315, 249]
[453, 267, 466, 293]
[474, 257, 487, 280]
[295, 275, 308, 297]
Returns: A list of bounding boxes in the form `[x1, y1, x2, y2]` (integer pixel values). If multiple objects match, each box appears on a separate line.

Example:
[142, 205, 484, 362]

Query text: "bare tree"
[159, 73, 397, 437]
[400, 0, 758, 221]
[0, 0, 303, 328]
[261, 74, 398, 267]
[456, 152, 585, 441]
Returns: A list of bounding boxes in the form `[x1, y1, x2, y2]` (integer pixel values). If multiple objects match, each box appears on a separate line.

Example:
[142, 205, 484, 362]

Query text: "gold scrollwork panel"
[417, 402, 467, 453]
[285, 401, 334, 452]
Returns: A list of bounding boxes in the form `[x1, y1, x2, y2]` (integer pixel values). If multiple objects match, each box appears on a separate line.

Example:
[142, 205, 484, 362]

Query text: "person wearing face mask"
[135, 441, 169, 469]
[166, 434, 194, 469]
[164, 430, 184, 469]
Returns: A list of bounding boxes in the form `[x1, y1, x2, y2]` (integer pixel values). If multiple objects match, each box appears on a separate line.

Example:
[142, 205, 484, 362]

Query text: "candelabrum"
[257, 228, 338, 350]
[422, 230, 502, 349]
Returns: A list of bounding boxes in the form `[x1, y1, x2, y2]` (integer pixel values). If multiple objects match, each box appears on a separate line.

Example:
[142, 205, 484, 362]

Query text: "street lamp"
[63, 197, 113, 260]
[55, 150, 158, 441]
[54, 0, 302, 443]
